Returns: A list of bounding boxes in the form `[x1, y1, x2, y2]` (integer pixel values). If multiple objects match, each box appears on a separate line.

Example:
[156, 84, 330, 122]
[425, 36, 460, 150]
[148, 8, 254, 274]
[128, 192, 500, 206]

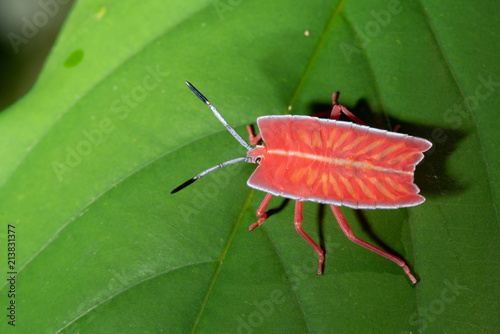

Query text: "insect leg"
[328, 91, 367, 125]
[248, 193, 273, 231]
[328, 92, 342, 120]
[310, 92, 367, 125]
[294, 201, 325, 275]
[330, 206, 417, 284]
[246, 125, 262, 146]
[310, 92, 341, 119]
[331, 105, 366, 125]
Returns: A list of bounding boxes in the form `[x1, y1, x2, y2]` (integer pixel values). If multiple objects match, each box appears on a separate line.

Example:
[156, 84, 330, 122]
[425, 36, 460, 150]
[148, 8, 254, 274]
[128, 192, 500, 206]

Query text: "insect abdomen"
[247, 115, 432, 209]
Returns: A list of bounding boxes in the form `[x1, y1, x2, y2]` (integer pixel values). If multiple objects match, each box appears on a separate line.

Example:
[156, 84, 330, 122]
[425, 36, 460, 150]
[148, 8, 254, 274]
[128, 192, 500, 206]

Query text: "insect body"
[173, 82, 432, 284]
[247, 115, 429, 209]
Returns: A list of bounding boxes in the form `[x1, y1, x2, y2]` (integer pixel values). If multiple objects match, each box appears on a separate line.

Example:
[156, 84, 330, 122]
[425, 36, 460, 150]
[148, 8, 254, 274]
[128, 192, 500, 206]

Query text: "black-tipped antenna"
[185, 81, 253, 151]
[171, 157, 251, 194]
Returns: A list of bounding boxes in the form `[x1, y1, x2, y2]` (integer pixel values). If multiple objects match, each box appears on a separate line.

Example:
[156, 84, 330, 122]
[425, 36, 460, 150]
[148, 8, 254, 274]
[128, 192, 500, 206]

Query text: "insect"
[172, 81, 432, 284]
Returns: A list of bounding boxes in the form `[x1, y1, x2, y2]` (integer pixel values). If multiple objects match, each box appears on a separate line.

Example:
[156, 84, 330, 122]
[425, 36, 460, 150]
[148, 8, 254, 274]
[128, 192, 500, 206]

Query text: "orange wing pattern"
[247, 115, 432, 209]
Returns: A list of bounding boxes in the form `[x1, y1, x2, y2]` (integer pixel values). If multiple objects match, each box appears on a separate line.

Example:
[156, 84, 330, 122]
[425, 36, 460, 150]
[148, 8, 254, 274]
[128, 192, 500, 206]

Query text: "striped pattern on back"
[247, 115, 432, 209]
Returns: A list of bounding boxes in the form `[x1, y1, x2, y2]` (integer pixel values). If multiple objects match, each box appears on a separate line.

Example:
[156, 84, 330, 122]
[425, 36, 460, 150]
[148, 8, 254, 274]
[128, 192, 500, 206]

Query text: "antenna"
[171, 157, 252, 194]
[171, 82, 257, 194]
[185, 81, 253, 151]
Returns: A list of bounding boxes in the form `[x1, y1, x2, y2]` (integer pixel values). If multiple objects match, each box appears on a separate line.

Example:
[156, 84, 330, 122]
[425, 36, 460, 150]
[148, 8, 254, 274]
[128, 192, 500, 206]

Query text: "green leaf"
[1, 0, 498, 332]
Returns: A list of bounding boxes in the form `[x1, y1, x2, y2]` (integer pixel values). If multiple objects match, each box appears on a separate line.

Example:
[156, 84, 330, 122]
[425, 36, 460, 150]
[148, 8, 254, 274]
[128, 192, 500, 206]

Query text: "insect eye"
[255, 157, 262, 164]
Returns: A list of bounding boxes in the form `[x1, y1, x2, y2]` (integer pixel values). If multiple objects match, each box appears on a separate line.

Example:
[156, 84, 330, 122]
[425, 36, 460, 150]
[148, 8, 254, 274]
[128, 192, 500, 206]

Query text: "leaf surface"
[0, 0, 498, 333]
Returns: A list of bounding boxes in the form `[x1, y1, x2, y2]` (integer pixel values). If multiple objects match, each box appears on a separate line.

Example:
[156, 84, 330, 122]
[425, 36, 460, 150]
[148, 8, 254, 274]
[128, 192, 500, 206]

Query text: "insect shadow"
[310, 98, 467, 197]
[266, 198, 291, 218]
[309, 98, 466, 267]
[315, 204, 403, 263]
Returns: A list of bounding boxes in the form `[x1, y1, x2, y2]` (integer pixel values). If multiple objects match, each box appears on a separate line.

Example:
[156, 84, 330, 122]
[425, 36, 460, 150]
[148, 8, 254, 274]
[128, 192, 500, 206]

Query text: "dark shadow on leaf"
[308, 97, 465, 280]
[316, 203, 327, 272]
[309, 98, 467, 196]
[267, 198, 290, 219]
[355, 209, 403, 259]
[356, 210, 419, 281]
[317, 204, 326, 248]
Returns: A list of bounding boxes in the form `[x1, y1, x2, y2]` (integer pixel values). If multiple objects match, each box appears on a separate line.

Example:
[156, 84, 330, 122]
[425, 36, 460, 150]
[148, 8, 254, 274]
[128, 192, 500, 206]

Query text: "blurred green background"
[0, 0, 498, 333]
[0, 0, 75, 111]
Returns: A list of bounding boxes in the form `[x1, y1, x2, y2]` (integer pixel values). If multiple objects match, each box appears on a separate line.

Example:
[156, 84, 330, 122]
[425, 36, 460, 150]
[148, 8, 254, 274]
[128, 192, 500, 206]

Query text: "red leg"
[294, 201, 325, 275]
[248, 193, 273, 231]
[310, 92, 341, 119]
[246, 125, 262, 146]
[311, 92, 367, 125]
[330, 92, 366, 125]
[329, 92, 341, 120]
[330, 206, 417, 284]
[337, 105, 367, 125]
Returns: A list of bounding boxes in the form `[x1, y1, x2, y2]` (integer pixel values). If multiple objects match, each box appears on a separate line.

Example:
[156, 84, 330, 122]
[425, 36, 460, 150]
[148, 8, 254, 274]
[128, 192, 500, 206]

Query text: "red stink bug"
[172, 81, 432, 284]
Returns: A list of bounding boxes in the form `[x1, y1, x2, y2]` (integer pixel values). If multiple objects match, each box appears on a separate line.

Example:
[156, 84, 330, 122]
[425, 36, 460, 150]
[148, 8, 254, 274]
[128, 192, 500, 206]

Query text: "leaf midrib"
[190, 2, 347, 333]
[54, 259, 217, 334]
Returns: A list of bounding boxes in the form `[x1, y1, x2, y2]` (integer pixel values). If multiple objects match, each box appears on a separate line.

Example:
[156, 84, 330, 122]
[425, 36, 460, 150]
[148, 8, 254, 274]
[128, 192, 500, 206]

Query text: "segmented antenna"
[171, 157, 251, 194]
[171, 82, 257, 194]
[185, 81, 253, 151]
